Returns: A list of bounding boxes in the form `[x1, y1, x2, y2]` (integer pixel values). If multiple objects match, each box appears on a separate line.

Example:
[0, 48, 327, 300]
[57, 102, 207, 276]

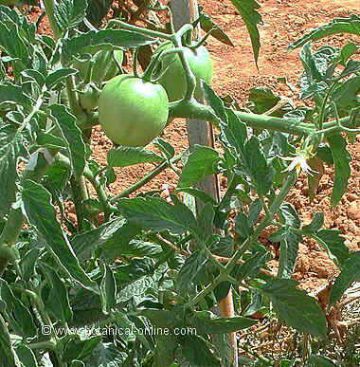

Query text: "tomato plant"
[0, 1, 359, 367]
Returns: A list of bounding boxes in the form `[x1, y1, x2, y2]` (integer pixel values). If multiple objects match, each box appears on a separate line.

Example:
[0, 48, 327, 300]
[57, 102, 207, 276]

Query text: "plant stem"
[109, 19, 172, 40]
[110, 155, 182, 202]
[187, 171, 297, 307]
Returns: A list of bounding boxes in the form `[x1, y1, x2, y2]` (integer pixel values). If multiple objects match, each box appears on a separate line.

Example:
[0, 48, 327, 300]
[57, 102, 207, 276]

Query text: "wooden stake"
[170, 1, 237, 365]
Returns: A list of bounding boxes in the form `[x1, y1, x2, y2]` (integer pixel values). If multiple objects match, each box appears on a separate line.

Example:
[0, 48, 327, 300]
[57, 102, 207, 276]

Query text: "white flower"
[282, 147, 317, 175]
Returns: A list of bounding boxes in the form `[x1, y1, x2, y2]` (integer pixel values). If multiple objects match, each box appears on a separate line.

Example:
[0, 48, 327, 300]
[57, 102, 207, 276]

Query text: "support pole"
[170, 1, 237, 366]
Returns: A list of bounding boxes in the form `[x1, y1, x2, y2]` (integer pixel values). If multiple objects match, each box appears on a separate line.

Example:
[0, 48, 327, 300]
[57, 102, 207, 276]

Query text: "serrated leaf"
[46, 68, 78, 89]
[63, 29, 156, 60]
[248, 87, 281, 115]
[22, 180, 98, 292]
[154, 138, 175, 160]
[177, 251, 208, 292]
[118, 196, 198, 236]
[302, 212, 324, 233]
[54, 0, 88, 34]
[191, 312, 256, 334]
[16, 344, 38, 367]
[48, 104, 86, 178]
[153, 335, 178, 367]
[199, 13, 234, 47]
[308, 355, 336, 367]
[71, 217, 140, 260]
[329, 252, 360, 305]
[0, 124, 26, 217]
[327, 133, 351, 206]
[220, 109, 247, 153]
[179, 145, 220, 188]
[0, 84, 30, 106]
[181, 335, 221, 367]
[230, 0, 262, 64]
[261, 279, 327, 338]
[40, 264, 73, 323]
[87, 342, 127, 367]
[62, 335, 102, 363]
[289, 15, 360, 50]
[116, 274, 158, 303]
[244, 136, 274, 195]
[0, 279, 37, 338]
[107, 146, 163, 168]
[0, 19, 31, 72]
[100, 264, 117, 314]
[204, 83, 227, 123]
[313, 229, 349, 267]
[278, 230, 301, 278]
[0, 314, 15, 367]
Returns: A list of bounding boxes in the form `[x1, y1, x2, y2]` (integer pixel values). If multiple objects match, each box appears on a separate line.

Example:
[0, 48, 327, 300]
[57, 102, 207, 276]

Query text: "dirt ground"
[30, 0, 359, 293]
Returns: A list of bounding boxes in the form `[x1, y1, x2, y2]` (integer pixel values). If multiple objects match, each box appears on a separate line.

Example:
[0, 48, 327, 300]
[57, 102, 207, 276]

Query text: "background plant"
[0, 1, 359, 366]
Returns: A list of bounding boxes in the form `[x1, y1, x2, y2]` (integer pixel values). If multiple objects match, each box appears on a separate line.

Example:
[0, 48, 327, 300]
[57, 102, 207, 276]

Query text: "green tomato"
[98, 75, 169, 147]
[156, 42, 213, 102]
[79, 84, 100, 111]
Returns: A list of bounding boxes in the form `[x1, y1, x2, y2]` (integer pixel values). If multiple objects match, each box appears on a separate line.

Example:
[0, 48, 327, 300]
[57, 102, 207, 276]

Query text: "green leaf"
[0, 124, 26, 217]
[244, 136, 274, 195]
[153, 335, 178, 367]
[49, 104, 86, 178]
[22, 180, 98, 292]
[261, 279, 327, 338]
[16, 344, 38, 367]
[179, 145, 220, 188]
[116, 274, 158, 303]
[181, 335, 221, 367]
[54, 0, 88, 34]
[191, 312, 256, 334]
[332, 76, 360, 114]
[278, 230, 301, 278]
[230, 0, 262, 64]
[289, 15, 360, 50]
[327, 133, 351, 206]
[87, 342, 127, 367]
[107, 146, 163, 167]
[100, 263, 117, 314]
[0, 84, 30, 107]
[46, 68, 78, 89]
[302, 212, 324, 233]
[62, 335, 102, 363]
[308, 355, 337, 367]
[71, 218, 140, 259]
[63, 29, 156, 60]
[313, 229, 349, 267]
[248, 87, 289, 116]
[0, 18, 31, 72]
[40, 264, 73, 323]
[0, 279, 37, 338]
[203, 83, 227, 122]
[220, 109, 247, 153]
[330, 252, 360, 305]
[118, 196, 198, 235]
[198, 12, 234, 47]
[0, 315, 15, 367]
[177, 251, 208, 292]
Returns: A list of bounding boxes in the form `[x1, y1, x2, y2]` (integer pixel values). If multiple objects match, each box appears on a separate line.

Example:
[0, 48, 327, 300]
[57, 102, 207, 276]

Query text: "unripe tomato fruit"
[79, 84, 100, 111]
[98, 75, 169, 147]
[156, 42, 213, 101]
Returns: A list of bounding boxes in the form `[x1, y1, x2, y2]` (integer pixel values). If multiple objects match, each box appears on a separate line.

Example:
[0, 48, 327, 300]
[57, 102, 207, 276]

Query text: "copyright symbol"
[42, 325, 51, 336]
